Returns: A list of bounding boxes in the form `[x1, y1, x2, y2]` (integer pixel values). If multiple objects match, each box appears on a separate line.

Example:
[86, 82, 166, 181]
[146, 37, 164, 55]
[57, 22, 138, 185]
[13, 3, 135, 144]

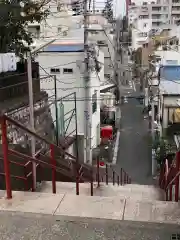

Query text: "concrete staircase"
[40, 181, 165, 201]
[0, 182, 180, 239]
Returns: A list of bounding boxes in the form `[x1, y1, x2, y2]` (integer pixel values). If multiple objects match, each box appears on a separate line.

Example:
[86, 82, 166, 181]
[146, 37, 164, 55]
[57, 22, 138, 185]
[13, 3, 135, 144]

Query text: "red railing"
[95, 158, 131, 188]
[0, 114, 131, 199]
[159, 151, 180, 202]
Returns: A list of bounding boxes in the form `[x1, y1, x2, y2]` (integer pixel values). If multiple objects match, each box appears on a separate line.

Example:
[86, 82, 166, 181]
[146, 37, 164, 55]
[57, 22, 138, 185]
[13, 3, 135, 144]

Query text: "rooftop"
[159, 80, 180, 95]
[159, 65, 180, 81]
[43, 43, 84, 52]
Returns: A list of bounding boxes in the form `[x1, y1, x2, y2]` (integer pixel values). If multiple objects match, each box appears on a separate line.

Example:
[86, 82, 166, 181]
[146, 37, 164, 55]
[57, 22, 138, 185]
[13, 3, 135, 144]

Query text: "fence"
[159, 151, 180, 201]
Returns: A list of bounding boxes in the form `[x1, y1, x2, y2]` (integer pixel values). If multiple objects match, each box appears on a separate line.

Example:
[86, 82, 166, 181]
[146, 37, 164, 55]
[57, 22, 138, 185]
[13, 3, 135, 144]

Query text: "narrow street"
[116, 84, 153, 185]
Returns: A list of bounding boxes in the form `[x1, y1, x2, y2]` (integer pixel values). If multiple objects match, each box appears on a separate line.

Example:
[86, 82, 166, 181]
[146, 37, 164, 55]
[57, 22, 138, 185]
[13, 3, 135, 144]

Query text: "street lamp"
[27, 39, 56, 191]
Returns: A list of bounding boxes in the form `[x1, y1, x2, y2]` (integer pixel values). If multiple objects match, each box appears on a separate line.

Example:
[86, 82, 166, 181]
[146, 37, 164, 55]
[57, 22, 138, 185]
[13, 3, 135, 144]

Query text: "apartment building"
[131, 18, 152, 49]
[129, 0, 180, 50]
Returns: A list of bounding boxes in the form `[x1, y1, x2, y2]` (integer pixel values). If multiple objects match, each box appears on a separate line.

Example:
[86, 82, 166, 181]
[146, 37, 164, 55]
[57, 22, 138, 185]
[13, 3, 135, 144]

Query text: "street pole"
[27, 52, 36, 191]
[84, 0, 92, 164]
[151, 99, 155, 140]
[27, 39, 56, 191]
[54, 75, 59, 146]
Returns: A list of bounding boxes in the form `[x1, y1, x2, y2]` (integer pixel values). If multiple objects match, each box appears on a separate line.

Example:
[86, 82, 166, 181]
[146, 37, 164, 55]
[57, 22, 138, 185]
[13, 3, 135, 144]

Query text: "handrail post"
[90, 169, 93, 196]
[1, 117, 12, 199]
[97, 158, 100, 187]
[169, 184, 172, 201]
[120, 168, 123, 185]
[105, 164, 108, 185]
[117, 175, 120, 185]
[50, 144, 56, 194]
[124, 171, 126, 184]
[126, 174, 129, 184]
[113, 171, 115, 185]
[175, 151, 180, 202]
[166, 189, 168, 201]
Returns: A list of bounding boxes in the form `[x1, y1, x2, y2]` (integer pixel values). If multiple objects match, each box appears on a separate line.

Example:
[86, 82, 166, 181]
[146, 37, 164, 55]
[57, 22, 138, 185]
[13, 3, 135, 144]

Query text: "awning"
[174, 108, 180, 123]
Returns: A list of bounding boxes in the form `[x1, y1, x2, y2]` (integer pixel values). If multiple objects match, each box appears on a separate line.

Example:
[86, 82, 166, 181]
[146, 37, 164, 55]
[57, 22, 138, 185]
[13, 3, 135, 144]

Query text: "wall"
[37, 49, 103, 154]
[90, 50, 103, 148]
[132, 19, 152, 50]
[155, 50, 180, 65]
[37, 52, 85, 136]
[28, 6, 84, 44]
[89, 27, 114, 82]
[159, 95, 180, 129]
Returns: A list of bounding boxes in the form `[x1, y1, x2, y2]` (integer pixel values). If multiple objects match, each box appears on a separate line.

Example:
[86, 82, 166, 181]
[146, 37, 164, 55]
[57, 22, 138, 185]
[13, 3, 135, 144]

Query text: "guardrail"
[159, 152, 180, 201]
[96, 158, 131, 188]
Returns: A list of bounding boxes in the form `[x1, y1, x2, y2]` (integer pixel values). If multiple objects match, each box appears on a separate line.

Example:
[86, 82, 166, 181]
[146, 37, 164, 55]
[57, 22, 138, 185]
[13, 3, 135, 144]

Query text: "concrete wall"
[155, 50, 180, 65]
[132, 19, 152, 50]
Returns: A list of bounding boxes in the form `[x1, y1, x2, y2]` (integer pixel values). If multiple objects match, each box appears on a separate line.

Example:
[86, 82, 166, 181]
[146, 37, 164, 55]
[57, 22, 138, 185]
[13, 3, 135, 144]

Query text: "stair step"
[0, 189, 179, 225]
[39, 182, 164, 201]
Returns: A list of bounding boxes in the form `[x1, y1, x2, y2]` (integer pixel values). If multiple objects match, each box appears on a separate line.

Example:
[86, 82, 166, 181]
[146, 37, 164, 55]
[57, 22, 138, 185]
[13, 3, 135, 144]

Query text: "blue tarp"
[159, 65, 180, 81]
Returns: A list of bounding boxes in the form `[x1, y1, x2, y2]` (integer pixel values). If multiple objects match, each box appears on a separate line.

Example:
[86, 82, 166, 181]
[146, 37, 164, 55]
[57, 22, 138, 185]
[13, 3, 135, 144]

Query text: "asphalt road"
[116, 83, 153, 185]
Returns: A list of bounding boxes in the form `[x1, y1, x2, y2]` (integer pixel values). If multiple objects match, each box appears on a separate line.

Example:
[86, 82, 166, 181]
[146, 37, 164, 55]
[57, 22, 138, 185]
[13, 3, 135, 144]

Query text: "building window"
[63, 68, 73, 74]
[50, 68, 60, 73]
[92, 91, 97, 113]
[138, 32, 147, 37]
[58, 27, 62, 33]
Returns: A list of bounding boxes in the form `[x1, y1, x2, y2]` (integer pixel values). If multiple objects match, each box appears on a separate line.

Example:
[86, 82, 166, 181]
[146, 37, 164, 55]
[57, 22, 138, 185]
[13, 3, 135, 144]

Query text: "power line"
[48, 96, 144, 102]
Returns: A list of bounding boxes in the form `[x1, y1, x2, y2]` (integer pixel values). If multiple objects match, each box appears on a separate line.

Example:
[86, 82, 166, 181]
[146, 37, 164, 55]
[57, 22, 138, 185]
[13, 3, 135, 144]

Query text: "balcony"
[152, 7, 161, 12]
[172, 8, 180, 14]
[172, 0, 180, 6]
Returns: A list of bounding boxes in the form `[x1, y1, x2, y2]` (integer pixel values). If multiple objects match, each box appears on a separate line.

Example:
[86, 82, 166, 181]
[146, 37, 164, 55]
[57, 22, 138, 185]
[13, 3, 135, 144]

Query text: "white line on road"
[112, 130, 120, 165]
[132, 80, 136, 91]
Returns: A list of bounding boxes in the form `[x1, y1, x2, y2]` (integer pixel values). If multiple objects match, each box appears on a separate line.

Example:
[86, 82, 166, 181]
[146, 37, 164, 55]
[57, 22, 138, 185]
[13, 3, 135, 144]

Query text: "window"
[58, 27, 62, 33]
[92, 91, 97, 114]
[50, 68, 60, 73]
[138, 32, 147, 37]
[63, 68, 73, 74]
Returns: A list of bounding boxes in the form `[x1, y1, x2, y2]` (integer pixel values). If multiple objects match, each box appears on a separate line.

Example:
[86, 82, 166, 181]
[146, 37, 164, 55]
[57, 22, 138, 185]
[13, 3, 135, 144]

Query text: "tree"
[0, 0, 49, 57]
[102, 0, 113, 23]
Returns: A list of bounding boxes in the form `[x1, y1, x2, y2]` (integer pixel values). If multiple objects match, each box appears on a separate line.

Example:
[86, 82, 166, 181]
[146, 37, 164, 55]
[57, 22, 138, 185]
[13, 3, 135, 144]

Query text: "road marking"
[112, 130, 120, 165]
[132, 80, 136, 91]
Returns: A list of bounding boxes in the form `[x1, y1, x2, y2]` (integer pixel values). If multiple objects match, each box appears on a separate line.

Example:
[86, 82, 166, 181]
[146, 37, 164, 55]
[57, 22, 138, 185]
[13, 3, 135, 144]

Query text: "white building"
[129, 0, 180, 45]
[88, 16, 115, 84]
[27, 4, 84, 46]
[154, 26, 180, 65]
[37, 41, 104, 163]
[131, 18, 152, 49]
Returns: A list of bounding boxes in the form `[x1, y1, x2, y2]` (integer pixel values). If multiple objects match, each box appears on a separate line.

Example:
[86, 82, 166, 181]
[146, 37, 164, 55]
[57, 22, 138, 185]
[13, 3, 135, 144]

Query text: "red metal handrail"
[159, 151, 180, 202]
[4, 115, 76, 160]
[1, 115, 80, 199]
[1, 114, 132, 199]
[96, 159, 131, 188]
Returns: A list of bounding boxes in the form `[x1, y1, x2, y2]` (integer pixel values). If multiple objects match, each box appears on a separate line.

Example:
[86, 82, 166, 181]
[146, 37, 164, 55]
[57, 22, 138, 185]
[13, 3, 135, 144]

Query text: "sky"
[113, 0, 126, 18]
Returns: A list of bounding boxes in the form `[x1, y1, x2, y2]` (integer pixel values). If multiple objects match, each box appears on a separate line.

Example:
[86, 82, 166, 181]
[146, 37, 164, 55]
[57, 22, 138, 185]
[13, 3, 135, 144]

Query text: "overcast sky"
[113, 0, 126, 18]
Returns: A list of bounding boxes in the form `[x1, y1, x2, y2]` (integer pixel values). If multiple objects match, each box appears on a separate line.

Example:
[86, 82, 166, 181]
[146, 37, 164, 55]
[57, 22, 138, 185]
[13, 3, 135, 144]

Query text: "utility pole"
[27, 39, 56, 191]
[27, 52, 36, 191]
[84, 0, 92, 164]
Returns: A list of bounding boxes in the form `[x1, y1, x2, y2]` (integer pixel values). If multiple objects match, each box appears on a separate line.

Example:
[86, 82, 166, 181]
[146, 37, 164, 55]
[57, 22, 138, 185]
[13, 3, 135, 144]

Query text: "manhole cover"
[171, 234, 180, 240]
